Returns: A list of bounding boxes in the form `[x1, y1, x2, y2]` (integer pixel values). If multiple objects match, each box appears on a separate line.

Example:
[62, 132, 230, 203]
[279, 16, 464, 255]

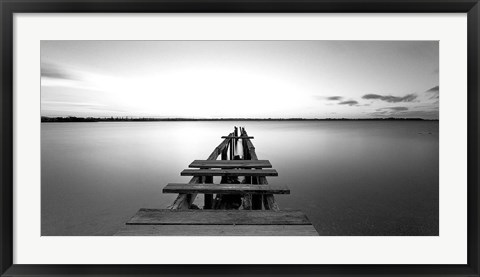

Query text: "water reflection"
[41, 121, 438, 236]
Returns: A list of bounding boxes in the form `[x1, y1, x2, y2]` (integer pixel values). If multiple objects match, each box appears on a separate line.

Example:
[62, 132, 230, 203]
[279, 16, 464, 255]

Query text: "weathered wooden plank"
[221, 136, 254, 139]
[208, 133, 234, 160]
[171, 132, 234, 210]
[127, 209, 308, 225]
[189, 160, 272, 169]
[181, 169, 278, 177]
[115, 224, 319, 236]
[164, 183, 290, 194]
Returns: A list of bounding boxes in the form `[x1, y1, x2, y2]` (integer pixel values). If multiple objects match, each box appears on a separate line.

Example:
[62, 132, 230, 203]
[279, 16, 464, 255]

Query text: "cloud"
[422, 85, 439, 100]
[370, 106, 438, 119]
[362, 93, 417, 103]
[315, 95, 344, 101]
[41, 62, 77, 80]
[327, 96, 343, 101]
[426, 86, 439, 93]
[379, 106, 409, 111]
[371, 107, 408, 116]
[338, 100, 358, 106]
[425, 85, 439, 99]
[41, 63, 105, 92]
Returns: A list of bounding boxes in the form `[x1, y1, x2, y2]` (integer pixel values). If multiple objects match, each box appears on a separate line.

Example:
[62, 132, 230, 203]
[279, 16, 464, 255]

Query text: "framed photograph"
[1, 0, 479, 276]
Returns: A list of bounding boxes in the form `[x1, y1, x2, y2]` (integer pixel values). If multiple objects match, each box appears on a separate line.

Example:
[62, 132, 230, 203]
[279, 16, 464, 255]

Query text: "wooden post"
[221, 147, 228, 184]
[204, 175, 213, 209]
[241, 127, 252, 210]
[242, 128, 252, 184]
[229, 129, 234, 160]
[221, 147, 228, 161]
[234, 127, 238, 159]
[251, 177, 262, 210]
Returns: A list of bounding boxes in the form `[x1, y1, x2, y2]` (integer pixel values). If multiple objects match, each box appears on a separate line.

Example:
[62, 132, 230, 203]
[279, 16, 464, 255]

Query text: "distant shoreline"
[41, 116, 439, 122]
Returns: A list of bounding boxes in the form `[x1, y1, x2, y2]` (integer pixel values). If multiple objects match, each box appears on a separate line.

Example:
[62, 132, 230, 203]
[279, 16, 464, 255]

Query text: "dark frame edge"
[467, 1, 480, 276]
[1, 0, 14, 277]
[1, 1, 479, 276]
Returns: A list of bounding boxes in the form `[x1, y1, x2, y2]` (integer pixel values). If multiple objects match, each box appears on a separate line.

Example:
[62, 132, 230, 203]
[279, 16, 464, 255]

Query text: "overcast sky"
[41, 41, 439, 119]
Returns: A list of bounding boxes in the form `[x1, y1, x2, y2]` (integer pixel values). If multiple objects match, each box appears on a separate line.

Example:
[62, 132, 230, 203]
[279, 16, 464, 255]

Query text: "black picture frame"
[1, 0, 479, 276]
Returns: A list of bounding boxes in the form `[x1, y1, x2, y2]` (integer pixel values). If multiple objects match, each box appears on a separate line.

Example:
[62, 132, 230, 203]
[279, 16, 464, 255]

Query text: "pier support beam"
[171, 132, 233, 210]
[241, 128, 280, 211]
[204, 176, 213, 209]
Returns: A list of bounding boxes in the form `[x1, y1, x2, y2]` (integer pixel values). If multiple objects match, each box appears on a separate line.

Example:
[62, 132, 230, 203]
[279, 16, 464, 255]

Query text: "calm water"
[41, 121, 439, 236]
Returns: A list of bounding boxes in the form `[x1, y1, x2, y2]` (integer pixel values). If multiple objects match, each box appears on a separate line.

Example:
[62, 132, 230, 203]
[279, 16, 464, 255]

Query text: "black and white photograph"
[41, 40, 439, 236]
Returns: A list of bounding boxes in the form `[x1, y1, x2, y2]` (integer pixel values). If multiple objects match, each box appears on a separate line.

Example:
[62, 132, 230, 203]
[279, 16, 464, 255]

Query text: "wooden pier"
[116, 127, 319, 236]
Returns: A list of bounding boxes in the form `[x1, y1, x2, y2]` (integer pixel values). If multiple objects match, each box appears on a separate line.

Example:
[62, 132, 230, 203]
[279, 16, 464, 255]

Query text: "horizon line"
[41, 116, 439, 121]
